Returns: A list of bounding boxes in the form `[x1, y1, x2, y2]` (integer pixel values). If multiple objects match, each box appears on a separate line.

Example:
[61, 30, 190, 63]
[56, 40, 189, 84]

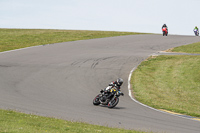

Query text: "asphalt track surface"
[0, 34, 200, 133]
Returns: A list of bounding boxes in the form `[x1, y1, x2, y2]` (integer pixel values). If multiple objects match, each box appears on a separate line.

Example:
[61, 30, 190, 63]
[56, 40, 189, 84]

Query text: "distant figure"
[162, 24, 168, 31]
[162, 24, 168, 36]
[193, 26, 199, 36]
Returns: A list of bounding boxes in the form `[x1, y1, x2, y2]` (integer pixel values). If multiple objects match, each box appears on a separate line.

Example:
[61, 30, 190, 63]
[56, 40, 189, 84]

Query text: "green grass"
[0, 28, 145, 52]
[131, 55, 200, 117]
[0, 109, 146, 133]
[168, 42, 200, 54]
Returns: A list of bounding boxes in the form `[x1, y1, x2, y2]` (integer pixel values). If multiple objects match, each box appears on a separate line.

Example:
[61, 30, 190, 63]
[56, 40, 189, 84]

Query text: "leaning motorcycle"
[194, 29, 199, 36]
[162, 27, 168, 36]
[93, 87, 123, 108]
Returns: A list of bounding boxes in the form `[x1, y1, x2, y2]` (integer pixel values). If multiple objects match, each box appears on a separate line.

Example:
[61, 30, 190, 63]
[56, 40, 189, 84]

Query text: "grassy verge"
[0, 109, 146, 133]
[131, 55, 200, 117]
[167, 42, 200, 54]
[0, 28, 145, 52]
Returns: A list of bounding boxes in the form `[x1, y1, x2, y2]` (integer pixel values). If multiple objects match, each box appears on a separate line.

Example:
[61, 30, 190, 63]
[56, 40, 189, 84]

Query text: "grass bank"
[0, 28, 145, 52]
[131, 55, 200, 117]
[167, 42, 200, 54]
[0, 109, 146, 133]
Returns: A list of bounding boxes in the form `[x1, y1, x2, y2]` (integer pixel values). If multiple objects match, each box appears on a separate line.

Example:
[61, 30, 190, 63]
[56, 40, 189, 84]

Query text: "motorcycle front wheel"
[108, 97, 119, 108]
[163, 31, 165, 36]
[93, 94, 101, 105]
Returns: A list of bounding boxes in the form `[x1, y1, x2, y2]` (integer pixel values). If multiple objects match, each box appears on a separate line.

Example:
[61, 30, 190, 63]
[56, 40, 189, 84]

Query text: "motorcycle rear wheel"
[108, 97, 119, 108]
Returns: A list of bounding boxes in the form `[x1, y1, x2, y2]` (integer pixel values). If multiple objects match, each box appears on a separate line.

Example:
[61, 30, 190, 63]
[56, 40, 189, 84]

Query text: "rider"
[162, 24, 168, 31]
[101, 78, 124, 101]
[194, 26, 199, 33]
[194, 26, 199, 31]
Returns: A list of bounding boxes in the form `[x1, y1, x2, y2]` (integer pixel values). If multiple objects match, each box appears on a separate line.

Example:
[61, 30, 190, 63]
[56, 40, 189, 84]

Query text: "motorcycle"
[194, 29, 199, 36]
[162, 27, 168, 36]
[93, 86, 124, 108]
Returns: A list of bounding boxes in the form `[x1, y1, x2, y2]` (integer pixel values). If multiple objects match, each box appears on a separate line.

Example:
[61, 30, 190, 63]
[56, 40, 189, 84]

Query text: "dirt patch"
[165, 48, 174, 52]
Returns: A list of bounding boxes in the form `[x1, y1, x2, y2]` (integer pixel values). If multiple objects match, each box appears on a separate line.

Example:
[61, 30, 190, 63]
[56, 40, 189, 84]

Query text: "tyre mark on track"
[71, 56, 116, 69]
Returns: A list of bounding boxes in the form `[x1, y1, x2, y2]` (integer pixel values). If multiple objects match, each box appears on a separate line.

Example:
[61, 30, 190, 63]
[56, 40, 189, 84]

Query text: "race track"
[0, 34, 200, 133]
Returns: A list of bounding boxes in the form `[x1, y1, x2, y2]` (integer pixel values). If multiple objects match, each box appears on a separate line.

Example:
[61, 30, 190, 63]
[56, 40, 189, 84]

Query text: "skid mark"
[70, 56, 116, 69]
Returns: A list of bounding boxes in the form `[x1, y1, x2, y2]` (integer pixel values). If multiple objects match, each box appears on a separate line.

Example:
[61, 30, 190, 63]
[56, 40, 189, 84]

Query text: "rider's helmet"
[117, 78, 123, 86]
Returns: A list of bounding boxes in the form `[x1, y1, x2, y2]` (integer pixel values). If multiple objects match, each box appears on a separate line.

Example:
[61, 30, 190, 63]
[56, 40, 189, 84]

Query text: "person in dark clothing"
[162, 24, 168, 31]
[162, 24, 168, 35]
[100, 78, 124, 101]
